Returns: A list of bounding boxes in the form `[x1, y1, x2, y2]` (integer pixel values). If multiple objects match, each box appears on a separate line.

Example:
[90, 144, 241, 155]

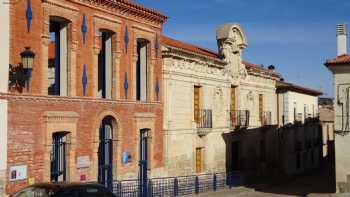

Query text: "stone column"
[105, 36, 112, 99]
[41, 7, 50, 95]
[150, 42, 156, 102]
[132, 38, 138, 101]
[92, 35, 101, 97]
[70, 41, 78, 97]
[69, 22, 78, 97]
[113, 52, 121, 99]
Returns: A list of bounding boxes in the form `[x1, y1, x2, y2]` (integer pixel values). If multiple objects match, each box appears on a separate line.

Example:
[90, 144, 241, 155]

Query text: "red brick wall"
[10, 0, 164, 99]
[4, 95, 163, 194]
[7, 0, 165, 194]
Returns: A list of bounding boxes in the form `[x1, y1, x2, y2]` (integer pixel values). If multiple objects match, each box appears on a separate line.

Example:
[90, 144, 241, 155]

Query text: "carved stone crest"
[216, 24, 248, 79]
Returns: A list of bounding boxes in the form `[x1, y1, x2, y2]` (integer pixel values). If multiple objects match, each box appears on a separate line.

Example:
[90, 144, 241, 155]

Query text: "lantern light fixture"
[20, 47, 35, 70]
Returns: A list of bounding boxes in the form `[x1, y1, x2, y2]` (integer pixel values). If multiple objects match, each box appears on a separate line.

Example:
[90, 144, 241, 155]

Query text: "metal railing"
[113, 171, 244, 197]
[261, 111, 272, 126]
[230, 110, 250, 128]
[197, 109, 213, 129]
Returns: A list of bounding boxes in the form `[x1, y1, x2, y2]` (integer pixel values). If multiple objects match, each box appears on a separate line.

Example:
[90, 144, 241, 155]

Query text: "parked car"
[11, 183, 116, 197]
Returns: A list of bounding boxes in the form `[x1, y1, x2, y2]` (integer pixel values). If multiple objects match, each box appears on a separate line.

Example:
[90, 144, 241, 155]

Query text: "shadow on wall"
[222, 120, 336, 196]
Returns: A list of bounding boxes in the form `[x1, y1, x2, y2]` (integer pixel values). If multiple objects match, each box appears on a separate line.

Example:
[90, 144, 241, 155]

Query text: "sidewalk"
[188, 187, 255, 197]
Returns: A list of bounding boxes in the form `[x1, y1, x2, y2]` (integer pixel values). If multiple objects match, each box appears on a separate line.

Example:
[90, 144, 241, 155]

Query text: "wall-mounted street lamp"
[9, 47, 35, 93]
[20, 47, 35, 93]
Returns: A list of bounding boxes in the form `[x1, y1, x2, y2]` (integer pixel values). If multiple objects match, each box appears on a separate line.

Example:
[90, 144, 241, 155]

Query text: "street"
[191, 168, 337, 197]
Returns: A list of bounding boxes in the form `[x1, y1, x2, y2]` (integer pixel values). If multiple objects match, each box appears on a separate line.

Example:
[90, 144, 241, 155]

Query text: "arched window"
[136, 39, 150, 101]
[48, 16, 70, 96]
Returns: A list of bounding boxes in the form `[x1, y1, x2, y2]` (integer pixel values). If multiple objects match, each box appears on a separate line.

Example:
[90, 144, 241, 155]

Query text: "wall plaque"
[9, 165, 27, 181]
[77, 156, 90, 169]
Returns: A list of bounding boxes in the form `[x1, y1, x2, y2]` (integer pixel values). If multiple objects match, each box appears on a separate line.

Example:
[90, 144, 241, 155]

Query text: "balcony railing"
[261, 111, 272, 126]
[196, 109, 213, 129]
[230, 110, 250, 128]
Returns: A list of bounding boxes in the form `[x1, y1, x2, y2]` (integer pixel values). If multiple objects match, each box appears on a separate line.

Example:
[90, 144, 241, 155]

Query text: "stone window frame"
[41, 1, 79, 96]
[132, 25, 157, 102]
[134, 113, 156, 175]
[43, 111, 79, 183]
[92, 14, 122, 99]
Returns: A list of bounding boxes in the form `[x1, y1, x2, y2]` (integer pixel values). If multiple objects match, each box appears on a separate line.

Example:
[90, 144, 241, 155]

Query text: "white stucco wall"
[0, 100, 8, 173]
[239, 75, 277, 128]
[332, 67, 350, 132]
[0, 1, 9, 196]
[279, 91, 319, 125]
[335, 134, 350, 186]
[0, 1, 9, 93]
[162, 48, 279, 176]
[163, 55, 230, 176]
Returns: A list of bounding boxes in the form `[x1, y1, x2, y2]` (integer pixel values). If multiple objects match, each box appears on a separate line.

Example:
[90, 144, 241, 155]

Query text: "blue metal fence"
[113, 171, 243, 197]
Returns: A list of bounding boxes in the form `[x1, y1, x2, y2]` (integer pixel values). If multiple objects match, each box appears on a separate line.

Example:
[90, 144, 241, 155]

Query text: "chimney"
[337, 24, 347, 56]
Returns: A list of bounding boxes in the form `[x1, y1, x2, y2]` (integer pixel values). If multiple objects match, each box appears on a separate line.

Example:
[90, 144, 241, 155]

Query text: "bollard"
[195, 176, 199, 195]
[213, 173, 217, 191]
[147, 180, 152, 197]
[174, 178, 179, 196]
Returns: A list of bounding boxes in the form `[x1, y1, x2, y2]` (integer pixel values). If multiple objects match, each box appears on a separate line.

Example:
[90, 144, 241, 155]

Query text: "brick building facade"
[2, 0, 167, 194]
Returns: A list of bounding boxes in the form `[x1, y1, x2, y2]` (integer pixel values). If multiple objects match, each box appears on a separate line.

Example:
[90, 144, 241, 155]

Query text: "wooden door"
[195, 148, 202, 173]
[231, 87, 237, 125]
[259, 94, 264, 122]
[194, 86, 201, 123]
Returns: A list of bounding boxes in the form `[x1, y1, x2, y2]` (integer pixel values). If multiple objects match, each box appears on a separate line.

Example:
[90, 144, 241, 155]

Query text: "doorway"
[98, 117, 114, 190]
[51, 132, 68, 182]
[139, 129, 149, 197]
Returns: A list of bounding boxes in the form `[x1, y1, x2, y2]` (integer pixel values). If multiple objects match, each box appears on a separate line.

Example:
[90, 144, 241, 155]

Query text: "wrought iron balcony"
[230, 110, 250, 128]
[261, 111, 272, 126]
[196, 109, 213, 129]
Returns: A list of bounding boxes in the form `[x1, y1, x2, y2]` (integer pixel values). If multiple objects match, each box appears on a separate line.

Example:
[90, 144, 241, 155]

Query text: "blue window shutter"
[124, 26, 129, 53]
[155, 34, 160, 57]
[82, 64, 88, 96]
[81, 15, 87, 44]
[124, 72, 129, 99]
[26, 0, 33, 33]
[155, 78, 160, 100]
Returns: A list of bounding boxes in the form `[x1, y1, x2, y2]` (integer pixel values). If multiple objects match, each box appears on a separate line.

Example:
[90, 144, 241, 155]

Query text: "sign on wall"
[9, 165, 27, 181]
[77, 156, 90, 169]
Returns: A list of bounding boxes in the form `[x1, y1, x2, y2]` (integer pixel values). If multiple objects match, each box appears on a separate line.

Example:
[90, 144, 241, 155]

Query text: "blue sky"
[135, 0, 350, 97]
